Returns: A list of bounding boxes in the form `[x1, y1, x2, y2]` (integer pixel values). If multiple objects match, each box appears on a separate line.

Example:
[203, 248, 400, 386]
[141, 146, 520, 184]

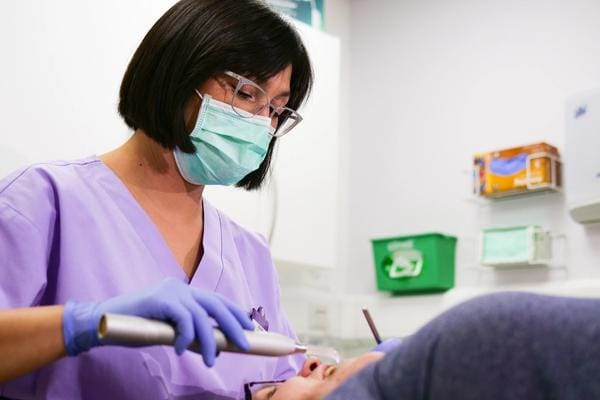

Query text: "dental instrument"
[361, 307, 382, 344]
[98, 313, 334, 358]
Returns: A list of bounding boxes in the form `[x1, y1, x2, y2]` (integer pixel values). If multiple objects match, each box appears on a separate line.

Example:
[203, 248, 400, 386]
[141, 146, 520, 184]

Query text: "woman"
[248, 353, 385, 400]
[0, 0, 312, 399]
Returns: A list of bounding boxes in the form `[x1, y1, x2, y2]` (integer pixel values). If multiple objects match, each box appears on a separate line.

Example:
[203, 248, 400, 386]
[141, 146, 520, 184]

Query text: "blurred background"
[1, 0, 600, 357]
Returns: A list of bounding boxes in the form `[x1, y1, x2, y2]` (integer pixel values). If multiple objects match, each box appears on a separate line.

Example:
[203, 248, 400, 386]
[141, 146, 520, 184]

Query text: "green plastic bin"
[371, 232, 457, 294]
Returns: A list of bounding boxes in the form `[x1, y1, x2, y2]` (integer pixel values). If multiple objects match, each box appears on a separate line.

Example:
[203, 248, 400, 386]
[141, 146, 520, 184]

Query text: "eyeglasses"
[219, 71, 303, 138]
[243, 379, 286, 400]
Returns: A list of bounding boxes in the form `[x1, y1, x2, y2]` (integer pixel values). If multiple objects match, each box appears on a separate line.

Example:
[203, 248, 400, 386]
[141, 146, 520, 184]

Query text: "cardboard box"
[474, 142, 561, 198]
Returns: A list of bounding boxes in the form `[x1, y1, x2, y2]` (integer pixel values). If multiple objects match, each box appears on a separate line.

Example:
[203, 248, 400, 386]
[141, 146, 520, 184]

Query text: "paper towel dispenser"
[570, 201, 600, 224]
[565, 89, 600, 224]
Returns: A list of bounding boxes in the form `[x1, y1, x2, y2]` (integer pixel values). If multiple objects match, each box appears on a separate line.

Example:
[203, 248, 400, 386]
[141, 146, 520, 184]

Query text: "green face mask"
[173, 92, 273, 186]
[480, 226, 552, 266]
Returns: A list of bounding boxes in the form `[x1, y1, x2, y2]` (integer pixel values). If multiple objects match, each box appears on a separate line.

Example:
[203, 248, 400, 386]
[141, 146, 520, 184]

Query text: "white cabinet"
[206, 21, 341, 269]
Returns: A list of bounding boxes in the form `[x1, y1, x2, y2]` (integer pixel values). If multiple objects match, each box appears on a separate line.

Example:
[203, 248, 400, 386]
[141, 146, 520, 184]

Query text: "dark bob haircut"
[118, 0, 313, 190]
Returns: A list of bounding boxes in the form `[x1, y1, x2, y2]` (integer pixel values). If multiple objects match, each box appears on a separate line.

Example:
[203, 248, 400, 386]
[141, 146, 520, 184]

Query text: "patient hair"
[118, 0, 313, 190]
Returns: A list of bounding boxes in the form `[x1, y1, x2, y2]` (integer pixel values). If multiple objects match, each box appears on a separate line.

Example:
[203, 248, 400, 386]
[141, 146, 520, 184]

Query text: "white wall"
[278, 0, 600, 341]
[0, 1, 177, 175]
[324, 0, 352, 297]
[347, 0, 600, 292]
[339, 0, 600, 323]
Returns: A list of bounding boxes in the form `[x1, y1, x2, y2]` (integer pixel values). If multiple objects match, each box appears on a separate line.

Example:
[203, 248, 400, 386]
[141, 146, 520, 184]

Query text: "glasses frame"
[243, 379, 286, 400]
[223, 71, 303, 138]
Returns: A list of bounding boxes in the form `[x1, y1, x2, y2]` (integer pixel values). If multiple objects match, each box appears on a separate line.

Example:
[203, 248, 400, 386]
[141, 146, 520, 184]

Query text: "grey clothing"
[326, 292, 600, 400]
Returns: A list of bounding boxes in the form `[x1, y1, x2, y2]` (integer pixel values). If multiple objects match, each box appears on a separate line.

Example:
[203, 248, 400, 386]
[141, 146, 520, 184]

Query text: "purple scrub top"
[0, 157, 303, 400]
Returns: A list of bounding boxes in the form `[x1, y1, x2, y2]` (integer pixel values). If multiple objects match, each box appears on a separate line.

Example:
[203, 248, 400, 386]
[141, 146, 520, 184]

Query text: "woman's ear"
[183, 91, 202, 134]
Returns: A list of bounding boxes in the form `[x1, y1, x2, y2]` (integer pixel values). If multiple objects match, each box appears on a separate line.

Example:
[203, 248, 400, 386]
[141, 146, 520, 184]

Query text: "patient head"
[251, 352, 384, 400]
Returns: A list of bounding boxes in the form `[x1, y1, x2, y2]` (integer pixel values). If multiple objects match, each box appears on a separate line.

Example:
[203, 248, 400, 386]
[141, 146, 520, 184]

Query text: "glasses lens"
[244, 381, 285, 400]
[273, 110, 301, 137]
[232, 82, 268, 117]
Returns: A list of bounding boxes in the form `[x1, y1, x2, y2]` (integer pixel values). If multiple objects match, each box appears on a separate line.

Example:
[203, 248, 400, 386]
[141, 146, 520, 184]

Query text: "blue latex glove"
[370, 337, 402, 353]
[62, 278, 254, 367]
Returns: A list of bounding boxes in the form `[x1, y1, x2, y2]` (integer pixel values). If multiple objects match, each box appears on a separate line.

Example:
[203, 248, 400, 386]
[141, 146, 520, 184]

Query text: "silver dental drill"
[98, 313, 339, 361]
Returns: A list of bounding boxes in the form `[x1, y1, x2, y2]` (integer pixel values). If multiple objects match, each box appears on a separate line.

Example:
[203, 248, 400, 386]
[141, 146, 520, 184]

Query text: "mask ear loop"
[192, 90, 211, 129]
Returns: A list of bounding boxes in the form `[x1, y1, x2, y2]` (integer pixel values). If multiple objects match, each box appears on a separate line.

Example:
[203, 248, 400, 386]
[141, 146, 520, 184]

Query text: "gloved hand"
[370, 337, 402, 353]
[62, 278, 254, 366]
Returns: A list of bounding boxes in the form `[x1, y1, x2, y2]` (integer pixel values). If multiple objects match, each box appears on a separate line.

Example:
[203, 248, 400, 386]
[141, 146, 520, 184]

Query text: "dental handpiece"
[97, 313, 307, 357]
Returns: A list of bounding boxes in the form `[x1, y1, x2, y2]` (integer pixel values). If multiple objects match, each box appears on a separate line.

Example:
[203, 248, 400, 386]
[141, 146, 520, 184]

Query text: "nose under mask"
[173, 93, 274, 186]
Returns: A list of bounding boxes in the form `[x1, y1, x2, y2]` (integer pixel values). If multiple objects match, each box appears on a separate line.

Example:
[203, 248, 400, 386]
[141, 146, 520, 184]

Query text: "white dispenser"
[565, 89, 600, 224]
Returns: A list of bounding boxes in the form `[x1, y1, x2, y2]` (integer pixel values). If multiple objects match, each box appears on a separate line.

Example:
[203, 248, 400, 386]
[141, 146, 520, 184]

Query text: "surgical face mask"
[480, 226, 552, 266]
[173, 92, 274, 186]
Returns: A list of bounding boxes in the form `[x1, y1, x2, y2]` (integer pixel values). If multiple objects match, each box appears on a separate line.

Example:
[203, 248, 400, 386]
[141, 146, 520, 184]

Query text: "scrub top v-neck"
[0, 156, 302, 400]
[97, 159, 222, 289]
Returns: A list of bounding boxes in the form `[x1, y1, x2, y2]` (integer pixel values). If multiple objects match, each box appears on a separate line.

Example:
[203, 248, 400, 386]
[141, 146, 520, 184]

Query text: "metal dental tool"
[361, 307, 382, 344]
[98, 313, 308, 357]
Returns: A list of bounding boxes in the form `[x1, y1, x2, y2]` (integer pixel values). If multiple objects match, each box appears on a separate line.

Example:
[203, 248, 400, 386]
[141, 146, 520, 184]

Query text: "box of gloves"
[473, 142, 562, 198]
